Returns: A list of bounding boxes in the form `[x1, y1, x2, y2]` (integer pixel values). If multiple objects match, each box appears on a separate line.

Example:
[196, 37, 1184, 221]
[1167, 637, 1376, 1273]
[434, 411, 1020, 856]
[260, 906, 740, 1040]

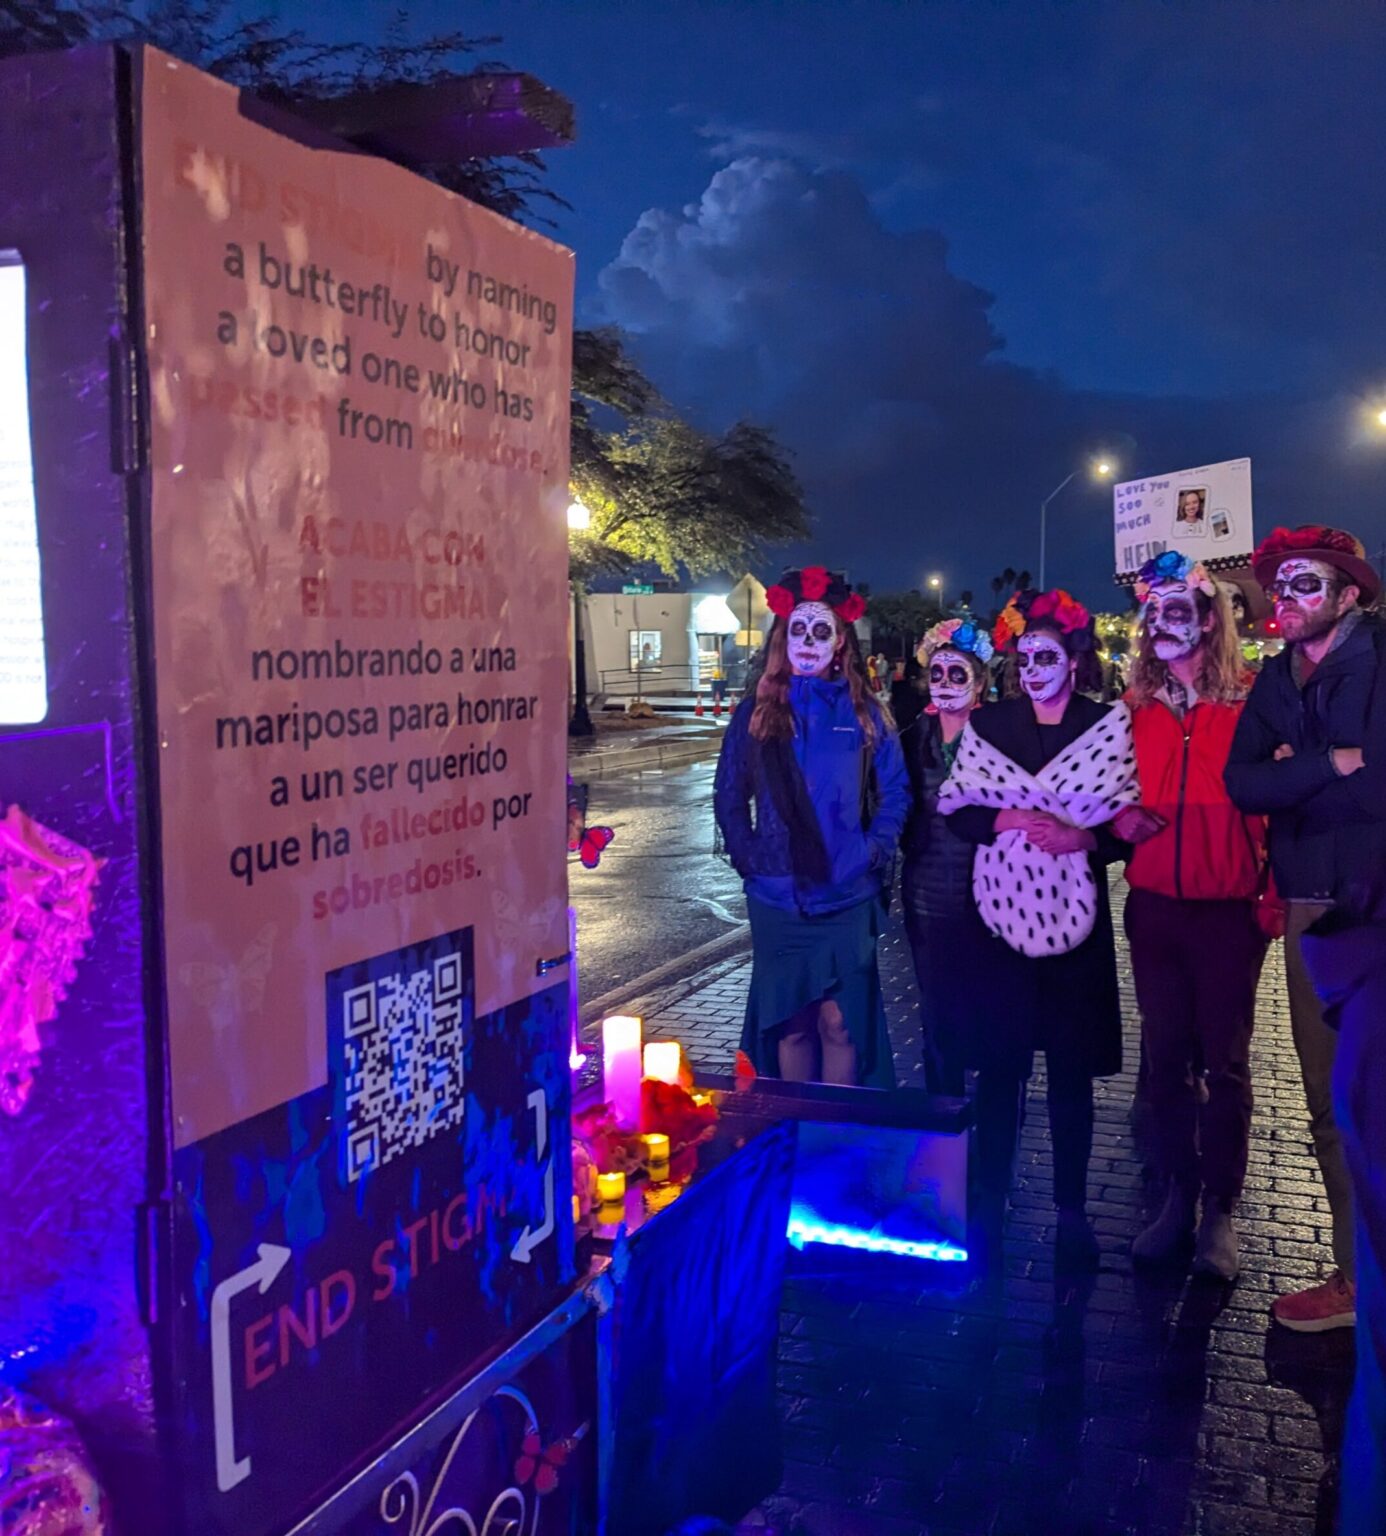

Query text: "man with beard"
[1225, 524, 1384, 1331]
[1116, 553, 1268, 1279]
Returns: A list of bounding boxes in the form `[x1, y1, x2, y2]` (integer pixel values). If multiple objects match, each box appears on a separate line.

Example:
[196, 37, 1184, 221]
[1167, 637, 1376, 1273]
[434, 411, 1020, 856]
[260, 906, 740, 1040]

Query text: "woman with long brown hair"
[1116, 552, 1268, 1281]
[714, 567, 908, 1087]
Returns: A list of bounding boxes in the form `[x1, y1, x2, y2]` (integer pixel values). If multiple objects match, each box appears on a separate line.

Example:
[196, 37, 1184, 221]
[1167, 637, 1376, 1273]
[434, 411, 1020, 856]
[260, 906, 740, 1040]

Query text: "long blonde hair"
[750, 615, 884, 745]
[1129, 583, 1248, 707]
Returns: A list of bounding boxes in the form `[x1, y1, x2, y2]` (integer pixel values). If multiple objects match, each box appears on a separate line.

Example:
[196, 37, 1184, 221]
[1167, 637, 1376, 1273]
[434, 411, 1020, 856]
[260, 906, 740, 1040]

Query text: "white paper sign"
[0, 255, 47, 723]
[1113, 457, 1253, 578]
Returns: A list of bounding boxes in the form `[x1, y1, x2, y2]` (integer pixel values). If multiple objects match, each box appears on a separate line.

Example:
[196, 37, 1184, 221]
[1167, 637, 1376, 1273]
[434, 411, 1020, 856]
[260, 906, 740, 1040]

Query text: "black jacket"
[1224, 616, 1386, 905]
[900, 712, 975, 919]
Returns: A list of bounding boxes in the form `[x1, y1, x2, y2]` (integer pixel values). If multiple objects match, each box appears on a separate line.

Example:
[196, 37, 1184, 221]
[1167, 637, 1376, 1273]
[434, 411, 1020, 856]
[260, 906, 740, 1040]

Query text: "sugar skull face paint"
[787, 601, 839, 677]
[928, 648, 980, 715]
[1017, 631, 1071, 704]
[1142, 582, 1204, 661]
[1268, 557, 1342, 644]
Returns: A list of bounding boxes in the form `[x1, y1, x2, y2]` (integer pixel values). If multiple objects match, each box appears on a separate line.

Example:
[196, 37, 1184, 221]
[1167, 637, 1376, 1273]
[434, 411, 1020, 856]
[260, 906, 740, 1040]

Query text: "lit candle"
[643, 1040, 682, 1085]
[641, 1132, 670, 1173]
[691, 1092, 712, 1107]
[572, 1194, 581, 1224]
[602, 1015, 643, 1129]
[596, 1170, 626, 1204]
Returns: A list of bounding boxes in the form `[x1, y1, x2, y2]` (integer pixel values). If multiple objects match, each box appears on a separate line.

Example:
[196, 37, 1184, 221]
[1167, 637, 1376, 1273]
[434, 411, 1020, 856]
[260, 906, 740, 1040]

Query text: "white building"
[577, 577, 768, 701]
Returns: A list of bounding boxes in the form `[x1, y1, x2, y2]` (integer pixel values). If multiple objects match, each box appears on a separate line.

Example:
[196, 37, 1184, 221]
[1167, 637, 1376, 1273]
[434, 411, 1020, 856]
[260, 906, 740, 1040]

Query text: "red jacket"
[1126, 695, 1266, 902]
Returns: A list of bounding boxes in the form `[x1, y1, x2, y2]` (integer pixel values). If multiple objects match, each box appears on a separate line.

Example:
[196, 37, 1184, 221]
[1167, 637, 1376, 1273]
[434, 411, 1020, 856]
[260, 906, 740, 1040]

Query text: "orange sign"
[141, 50, 574, 1147]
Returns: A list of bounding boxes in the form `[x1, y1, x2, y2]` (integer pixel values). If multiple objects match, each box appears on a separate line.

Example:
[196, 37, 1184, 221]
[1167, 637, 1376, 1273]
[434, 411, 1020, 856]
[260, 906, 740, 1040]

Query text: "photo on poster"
[1170, 486, 1207, 539]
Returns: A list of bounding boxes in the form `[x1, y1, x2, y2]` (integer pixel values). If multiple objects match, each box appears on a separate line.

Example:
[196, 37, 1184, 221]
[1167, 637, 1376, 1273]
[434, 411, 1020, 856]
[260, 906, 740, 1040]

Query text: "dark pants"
[1302, 918, 1386, 1532]
[1124, 888, 1266, 1207]
[1287, 902, 1356, 1277]
[902, 900, 967, 1096]
[976, 1051, 1094, 1211]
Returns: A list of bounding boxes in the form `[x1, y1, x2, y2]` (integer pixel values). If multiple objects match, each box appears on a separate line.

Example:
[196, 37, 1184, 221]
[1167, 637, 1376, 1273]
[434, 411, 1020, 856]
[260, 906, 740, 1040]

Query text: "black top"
[1225, 616, 1386, 907]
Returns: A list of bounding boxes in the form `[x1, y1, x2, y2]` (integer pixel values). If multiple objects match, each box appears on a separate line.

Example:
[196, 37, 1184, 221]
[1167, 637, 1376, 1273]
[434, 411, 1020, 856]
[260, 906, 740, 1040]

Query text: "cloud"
[596, 156, 1386, 606]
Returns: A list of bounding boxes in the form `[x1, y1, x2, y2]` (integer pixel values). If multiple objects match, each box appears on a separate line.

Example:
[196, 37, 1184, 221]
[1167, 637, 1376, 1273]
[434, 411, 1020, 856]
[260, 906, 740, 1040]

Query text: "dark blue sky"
[307, 1, 1386, 605]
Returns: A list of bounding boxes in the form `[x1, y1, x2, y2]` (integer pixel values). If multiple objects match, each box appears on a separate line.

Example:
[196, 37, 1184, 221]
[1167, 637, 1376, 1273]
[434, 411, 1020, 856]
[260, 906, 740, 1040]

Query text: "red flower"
[800, 565, 831, 601]
[835, 592, 866, 623]
[765, 583, 796, 619]
[1255, 525, 1363, 563]
[640, 1077, 719, 1149]
[1029, 588, 1089, 634]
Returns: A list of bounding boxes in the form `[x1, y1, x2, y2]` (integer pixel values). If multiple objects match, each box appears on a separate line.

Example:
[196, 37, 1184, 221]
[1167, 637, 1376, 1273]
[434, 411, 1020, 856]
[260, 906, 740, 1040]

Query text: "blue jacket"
[713, 677, 909, 915]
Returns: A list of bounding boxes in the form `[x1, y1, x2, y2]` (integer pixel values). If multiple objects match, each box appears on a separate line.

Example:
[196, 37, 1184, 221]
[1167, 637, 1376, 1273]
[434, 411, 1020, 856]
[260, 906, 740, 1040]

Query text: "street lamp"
[567, 500, 594, 736]
[1039, 457, 1115, 590]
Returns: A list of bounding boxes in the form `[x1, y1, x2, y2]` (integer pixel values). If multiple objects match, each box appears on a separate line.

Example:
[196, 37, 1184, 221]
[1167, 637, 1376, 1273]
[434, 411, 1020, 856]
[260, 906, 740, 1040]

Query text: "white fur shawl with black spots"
[938, 703, 1138, 957]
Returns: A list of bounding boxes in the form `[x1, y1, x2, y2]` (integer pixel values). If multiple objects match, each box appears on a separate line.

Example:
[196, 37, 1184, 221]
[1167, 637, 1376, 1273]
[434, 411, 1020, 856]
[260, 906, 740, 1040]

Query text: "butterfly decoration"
[178, 924, 277, 1028]
[514, 1421, 588, 1496]
[577, 826, 614, 870]
[489, 888, 566, 953]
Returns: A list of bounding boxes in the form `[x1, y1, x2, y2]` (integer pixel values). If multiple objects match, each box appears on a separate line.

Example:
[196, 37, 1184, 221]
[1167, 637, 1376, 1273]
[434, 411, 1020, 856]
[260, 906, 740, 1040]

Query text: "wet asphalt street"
[569, 759, 746, 1007]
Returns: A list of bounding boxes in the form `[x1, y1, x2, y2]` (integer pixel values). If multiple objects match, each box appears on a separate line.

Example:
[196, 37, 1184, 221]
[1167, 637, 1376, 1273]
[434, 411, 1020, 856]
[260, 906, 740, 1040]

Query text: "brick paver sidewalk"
[637, 880, 1355, 1536]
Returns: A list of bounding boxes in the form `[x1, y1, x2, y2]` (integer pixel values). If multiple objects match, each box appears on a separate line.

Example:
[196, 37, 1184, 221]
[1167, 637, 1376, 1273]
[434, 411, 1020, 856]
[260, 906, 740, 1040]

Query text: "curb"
[578, 922, 751, 1029]
[568, 732, 725, 781]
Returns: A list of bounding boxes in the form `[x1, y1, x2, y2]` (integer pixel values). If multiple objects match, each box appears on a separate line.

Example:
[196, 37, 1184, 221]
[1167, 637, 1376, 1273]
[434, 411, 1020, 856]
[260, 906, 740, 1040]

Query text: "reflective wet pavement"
[644, 882, 1355, 1535]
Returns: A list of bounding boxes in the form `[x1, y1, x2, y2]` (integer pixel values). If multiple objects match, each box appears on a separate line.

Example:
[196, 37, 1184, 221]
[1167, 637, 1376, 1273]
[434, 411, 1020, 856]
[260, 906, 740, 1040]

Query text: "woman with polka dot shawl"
[939, 589, 1136, 1268]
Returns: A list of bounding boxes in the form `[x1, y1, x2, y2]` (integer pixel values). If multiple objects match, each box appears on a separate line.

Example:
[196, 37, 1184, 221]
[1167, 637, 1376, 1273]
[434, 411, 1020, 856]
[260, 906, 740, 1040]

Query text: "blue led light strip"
[787, 1215, 968, 1264]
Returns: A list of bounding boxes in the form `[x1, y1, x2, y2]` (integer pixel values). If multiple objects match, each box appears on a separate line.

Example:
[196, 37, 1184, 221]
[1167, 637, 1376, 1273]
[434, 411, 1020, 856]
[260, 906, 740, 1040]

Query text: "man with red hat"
[1225, 523, 1384, 1333]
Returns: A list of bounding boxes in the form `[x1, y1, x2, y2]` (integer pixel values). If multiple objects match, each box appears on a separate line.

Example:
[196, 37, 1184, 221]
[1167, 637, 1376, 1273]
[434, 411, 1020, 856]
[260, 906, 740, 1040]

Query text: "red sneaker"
[1271, 1270, 1357, 1333]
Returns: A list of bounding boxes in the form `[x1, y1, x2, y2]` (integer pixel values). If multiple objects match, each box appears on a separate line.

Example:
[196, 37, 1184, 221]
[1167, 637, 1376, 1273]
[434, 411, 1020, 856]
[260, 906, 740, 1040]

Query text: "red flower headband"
[1255, 525, 1366, 564]
[766, 566, 865, 624]
[992, 588, 1093, 652]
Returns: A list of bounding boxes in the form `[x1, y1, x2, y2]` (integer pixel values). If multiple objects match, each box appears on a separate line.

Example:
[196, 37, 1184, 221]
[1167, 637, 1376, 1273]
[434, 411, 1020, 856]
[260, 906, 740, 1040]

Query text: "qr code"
[332, 936, 472, 1183]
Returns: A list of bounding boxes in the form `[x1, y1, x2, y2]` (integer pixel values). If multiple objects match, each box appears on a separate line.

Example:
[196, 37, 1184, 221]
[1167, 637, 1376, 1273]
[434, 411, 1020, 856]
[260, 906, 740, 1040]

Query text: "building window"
[629, 630, 662, 671]
[0, 254, 46, 724]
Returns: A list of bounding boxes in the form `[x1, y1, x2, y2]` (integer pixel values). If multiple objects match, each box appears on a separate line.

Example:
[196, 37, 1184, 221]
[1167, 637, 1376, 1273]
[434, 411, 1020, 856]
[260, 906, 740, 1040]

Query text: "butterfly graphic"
[489, 889, 566, 952]
[514, 1422, 588, 1496]
[576, 826, 614, 870]
[179, 924, 277, 1029]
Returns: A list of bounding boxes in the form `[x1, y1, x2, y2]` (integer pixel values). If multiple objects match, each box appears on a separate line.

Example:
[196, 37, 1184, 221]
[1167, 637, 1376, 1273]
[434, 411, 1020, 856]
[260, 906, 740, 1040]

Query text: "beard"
[1276, 602, 1339, 644]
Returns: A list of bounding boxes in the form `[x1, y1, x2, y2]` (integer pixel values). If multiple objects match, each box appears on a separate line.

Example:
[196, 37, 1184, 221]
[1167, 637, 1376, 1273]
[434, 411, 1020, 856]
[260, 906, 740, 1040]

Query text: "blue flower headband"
[1135, 549, 1215, 600]
[917, 617, 995, 666]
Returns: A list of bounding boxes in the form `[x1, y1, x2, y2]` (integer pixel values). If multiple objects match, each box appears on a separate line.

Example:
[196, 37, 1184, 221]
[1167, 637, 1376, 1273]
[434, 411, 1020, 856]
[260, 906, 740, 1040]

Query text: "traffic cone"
[713, 694, 723, 718]
[694, 694, 705, 717]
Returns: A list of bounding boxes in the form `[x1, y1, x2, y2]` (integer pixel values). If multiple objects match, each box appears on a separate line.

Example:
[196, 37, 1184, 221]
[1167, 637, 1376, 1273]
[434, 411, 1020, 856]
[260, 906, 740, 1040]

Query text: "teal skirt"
[740, 896, 896, 1089]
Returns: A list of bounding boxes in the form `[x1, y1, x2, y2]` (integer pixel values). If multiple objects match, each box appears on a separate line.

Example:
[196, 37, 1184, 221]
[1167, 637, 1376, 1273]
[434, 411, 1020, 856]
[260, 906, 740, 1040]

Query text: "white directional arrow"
[511, 1089, 554, 1264]
[211, 1242, 292, 1493]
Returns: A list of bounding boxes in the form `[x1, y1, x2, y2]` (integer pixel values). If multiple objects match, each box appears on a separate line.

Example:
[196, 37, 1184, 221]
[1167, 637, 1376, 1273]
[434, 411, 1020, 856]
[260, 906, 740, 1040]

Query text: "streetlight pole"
[1039, 459, 1114, 589]
[569, 580, 593, 737]
[1039, 473, 1076, 592]
[567, 500, 595, 737]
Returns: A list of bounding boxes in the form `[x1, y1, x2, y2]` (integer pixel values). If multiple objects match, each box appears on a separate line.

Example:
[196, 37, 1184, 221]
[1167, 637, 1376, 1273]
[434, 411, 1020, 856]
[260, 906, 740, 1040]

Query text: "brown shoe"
[1270, 1270, 1356, 1333]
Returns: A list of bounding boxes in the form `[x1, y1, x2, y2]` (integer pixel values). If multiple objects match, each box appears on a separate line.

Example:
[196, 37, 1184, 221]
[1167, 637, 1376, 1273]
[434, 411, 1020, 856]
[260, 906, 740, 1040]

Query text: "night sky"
[316, 0, 1386, 607]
